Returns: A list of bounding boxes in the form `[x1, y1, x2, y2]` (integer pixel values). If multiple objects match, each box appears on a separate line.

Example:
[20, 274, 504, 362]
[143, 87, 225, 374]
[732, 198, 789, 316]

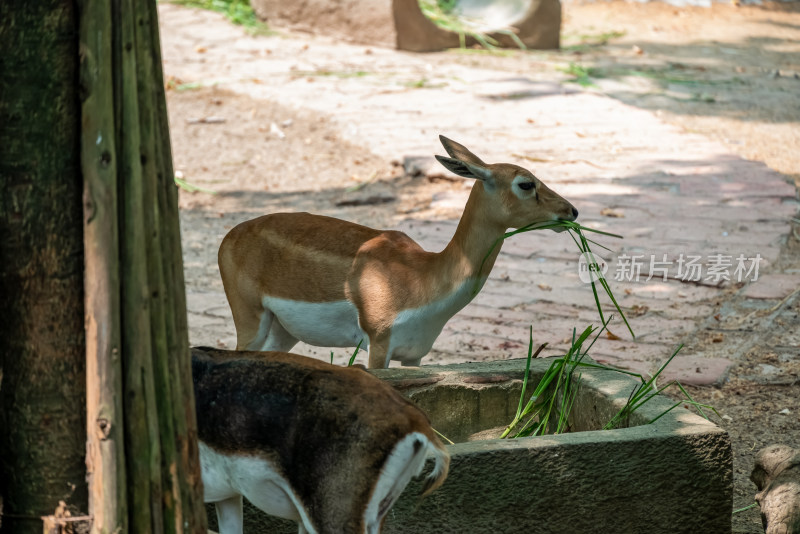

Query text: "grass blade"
[433, 427, 454, 446]
[347, 339, 364, 366]
[474, 219, 633, 338]
[732, 503, 758, 515]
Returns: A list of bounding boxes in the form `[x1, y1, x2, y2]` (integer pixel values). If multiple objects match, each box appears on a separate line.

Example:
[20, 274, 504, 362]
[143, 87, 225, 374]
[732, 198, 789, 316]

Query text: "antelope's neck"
[437, 185, 507, 285]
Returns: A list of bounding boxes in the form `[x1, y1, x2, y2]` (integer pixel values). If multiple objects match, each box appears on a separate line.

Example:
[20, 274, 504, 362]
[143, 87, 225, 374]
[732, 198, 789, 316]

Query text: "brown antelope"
[218, 136, 578, 368]
[193, 347, 449, 534]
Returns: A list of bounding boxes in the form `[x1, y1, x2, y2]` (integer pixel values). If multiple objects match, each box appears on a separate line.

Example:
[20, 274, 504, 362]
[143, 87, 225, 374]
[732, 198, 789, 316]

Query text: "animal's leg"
[261, 316, 299, 352]
[367, 333, 391, 369]
[400, 358, 422, 367]
[225, 287, 271, 351]
[234, 304, 299, 352]
[221, 266, 268, 351]
[235, 308, 273, 351]
[240, 476, 312, 533]
[214, 495, 243, 534]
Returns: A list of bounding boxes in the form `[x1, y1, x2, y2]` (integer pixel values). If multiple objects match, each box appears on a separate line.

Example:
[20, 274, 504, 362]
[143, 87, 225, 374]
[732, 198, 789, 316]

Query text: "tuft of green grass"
[561, 30, 626, 53]
[501, 325, 595, 438]
[603, 343, 718, 430]
[558, 63, 604, 88]
[503, 321, 718, 439]
[168, 0, 272, 34]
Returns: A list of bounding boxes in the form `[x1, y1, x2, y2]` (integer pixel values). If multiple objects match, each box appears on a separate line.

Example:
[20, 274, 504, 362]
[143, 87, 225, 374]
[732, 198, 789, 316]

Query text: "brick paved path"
[162, 5, 798, 384]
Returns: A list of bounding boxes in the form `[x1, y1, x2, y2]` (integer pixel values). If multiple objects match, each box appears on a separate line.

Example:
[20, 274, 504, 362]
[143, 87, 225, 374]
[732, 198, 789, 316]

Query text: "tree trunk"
[0, 2, 89, 533]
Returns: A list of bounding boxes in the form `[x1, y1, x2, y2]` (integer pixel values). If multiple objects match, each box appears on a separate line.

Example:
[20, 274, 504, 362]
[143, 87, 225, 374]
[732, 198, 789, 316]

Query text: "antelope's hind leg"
[261, 313, 300, 352]
[238, 465, 313, 534]
[233, 305, 298, 352]
[225, 288, 269, 351]
[214, 495, 244, 534]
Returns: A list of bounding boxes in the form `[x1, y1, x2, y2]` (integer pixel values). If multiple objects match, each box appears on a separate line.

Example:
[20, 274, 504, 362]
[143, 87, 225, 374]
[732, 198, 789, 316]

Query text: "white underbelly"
[387, 278, 484, 363]
[263, 296, 366, 348]
[200, 442, 306, 524]
[263, 278, 484, 362]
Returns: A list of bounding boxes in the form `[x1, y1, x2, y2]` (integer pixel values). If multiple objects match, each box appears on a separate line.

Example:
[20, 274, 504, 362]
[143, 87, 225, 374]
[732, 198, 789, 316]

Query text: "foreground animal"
[192, 347, 449, 534]
[218, 136, 578, 368]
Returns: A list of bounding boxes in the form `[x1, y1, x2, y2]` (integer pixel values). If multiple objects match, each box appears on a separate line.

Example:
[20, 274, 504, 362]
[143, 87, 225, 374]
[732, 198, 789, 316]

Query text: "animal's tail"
[420, 435, 450, 497]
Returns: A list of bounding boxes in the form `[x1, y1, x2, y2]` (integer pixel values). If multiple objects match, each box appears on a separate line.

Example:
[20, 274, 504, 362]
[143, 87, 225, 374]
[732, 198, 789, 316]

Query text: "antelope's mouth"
[552, 206, 579, 232]
[565, 206, 580, 222]
[524, 220, 570, 233]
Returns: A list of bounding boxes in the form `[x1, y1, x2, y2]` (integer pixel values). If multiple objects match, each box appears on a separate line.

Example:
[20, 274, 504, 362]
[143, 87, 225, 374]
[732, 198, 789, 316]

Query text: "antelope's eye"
[518, 182, 535, 191]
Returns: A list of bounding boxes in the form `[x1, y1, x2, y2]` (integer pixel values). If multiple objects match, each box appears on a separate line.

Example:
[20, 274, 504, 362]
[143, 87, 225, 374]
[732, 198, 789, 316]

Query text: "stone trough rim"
[370, 355, 725, 448]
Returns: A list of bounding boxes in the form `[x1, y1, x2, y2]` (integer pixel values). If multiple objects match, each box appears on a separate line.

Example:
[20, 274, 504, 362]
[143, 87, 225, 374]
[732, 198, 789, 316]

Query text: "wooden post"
[81, 0, 207, 531]
[147, 0, 208, 525]
[133, 0, 183, 530]
[118, 0, 166, 529]
[79, 0, 128, 530]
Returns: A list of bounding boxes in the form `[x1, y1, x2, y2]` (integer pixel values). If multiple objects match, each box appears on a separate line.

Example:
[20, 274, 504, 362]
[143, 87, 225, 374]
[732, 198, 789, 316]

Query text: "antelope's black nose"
[571, 207, 579, 219]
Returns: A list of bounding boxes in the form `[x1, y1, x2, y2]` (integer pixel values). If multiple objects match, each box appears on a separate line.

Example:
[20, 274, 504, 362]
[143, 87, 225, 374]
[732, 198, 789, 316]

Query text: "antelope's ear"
[435, 156, 496, 190]
[438, 135, 486, 165]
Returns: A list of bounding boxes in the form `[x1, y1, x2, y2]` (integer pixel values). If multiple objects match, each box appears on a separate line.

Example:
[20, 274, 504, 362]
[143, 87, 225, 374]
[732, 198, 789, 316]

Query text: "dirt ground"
[164, 2, 800, 532]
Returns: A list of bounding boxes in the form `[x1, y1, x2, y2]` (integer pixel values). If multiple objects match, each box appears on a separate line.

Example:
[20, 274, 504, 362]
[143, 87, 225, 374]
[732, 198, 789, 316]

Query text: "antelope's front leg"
[367, 333, 391, 369]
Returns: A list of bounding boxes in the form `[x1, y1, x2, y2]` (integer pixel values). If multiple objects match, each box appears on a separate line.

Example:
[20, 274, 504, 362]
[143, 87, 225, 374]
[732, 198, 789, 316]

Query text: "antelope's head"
[435, 135, 578, 231]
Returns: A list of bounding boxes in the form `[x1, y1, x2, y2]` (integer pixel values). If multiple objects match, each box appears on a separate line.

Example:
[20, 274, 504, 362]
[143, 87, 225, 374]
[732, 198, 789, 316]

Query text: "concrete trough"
[207, 358, 732, 533]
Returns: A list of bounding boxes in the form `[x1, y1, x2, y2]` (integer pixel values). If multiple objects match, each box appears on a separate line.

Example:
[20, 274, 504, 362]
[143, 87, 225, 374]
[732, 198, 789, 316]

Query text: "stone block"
[658, 354, 734, 386]
[742, 274, 799, 300]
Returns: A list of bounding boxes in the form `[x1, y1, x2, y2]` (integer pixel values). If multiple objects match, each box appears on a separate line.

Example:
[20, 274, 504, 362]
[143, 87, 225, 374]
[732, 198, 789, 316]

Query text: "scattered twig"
[335, 195, 395, 207]
[345, 171, 379, 192]
[186, 116, 226, 124]
[666, 275, 726, 289]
